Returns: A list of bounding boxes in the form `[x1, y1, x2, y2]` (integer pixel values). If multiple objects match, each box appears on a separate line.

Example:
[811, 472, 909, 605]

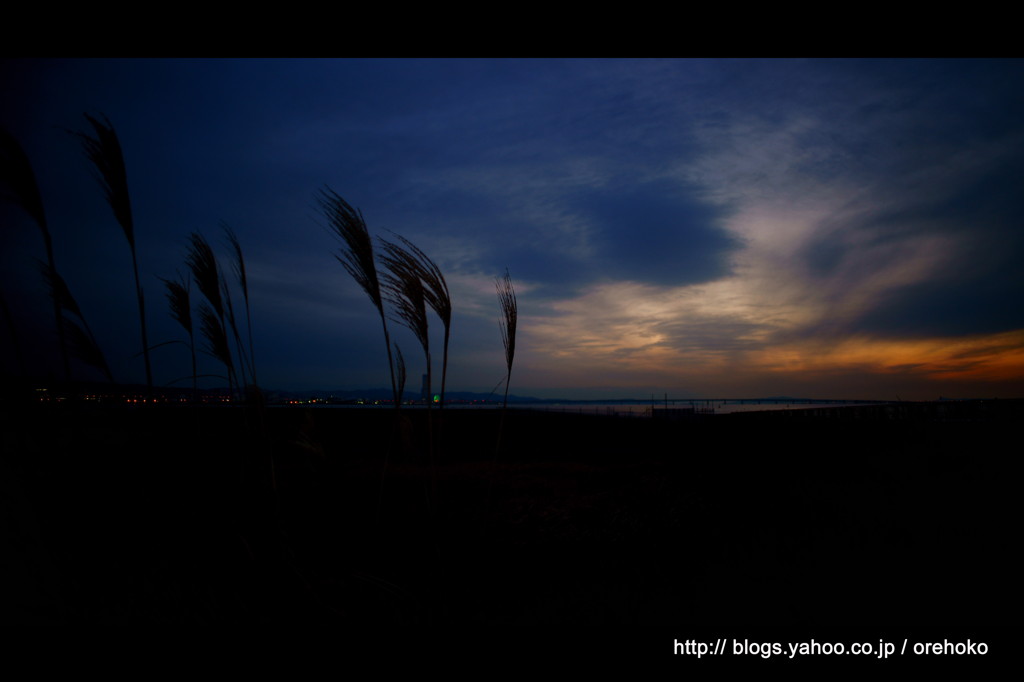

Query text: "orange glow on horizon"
[520, 322, 1024, 393]
[750, 330, 1024, 382]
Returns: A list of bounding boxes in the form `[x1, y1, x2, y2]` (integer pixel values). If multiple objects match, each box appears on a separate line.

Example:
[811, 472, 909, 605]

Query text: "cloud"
[6, 58, 1024, 398]
[511, 60, 1024, 398]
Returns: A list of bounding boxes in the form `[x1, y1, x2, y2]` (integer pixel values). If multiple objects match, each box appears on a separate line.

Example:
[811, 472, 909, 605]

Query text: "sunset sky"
[3, 58, 1023, 400]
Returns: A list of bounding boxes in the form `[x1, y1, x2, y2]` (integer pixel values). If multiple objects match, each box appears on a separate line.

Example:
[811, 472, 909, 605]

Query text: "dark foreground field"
[2, 399, 1021, 626]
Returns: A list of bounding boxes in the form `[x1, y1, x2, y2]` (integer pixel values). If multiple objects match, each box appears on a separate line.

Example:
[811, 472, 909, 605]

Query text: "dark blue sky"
[3, 58, 1023, 399]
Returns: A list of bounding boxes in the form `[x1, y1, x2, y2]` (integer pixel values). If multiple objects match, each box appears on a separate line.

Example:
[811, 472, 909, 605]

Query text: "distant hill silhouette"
[271, 387, 543, 404]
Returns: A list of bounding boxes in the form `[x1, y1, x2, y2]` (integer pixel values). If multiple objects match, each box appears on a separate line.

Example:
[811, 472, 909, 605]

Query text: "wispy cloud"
[514, 60, 1024, 397]
[6, 58, 1023, 398]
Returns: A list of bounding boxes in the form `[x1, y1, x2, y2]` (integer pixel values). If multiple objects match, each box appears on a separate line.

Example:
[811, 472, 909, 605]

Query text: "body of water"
[512, 400, 880, 417]
[279, 399, 884, 416]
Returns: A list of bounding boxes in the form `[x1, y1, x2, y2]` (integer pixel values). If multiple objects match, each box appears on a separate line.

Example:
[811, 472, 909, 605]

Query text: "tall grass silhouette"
[163, 227, 261, 403]
[394, 344, 407, 405]
[497, 268, 517, 410]
[380, 234, 451, 408]
[224, 223, 257, 390]
[379, 238, 433, 406]
[317, 187, 411, 526]
[197, 301, 235, 390]
[40, 262, 113, 383]
[161, 272, 197, 400]
[494, 268, 517, 461]
[71, 114, 152, 394]
[381, 249, 433, 459]
[377, 341, 408, 521]
[222, 263, 248, 391]
[316, 187, 398, 409]
[186, 232, 236, 396]
[1, 127, 71, 381]
[379, 233, 454, 469]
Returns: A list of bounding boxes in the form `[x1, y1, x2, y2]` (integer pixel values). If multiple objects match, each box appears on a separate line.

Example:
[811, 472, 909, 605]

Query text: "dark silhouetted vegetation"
[497, 268, 517, 411]
[1, 126, 71, 381]
[72, 114, 152, 393]
[381, 233, 452, 409]
[224, 222, 257, 389]
[1, 112, 1020, 638]
[40, 262, 112, 382]
[186, 232, 236, 395]
[161, 272, 196, 399]
[317, 186, 399, 409]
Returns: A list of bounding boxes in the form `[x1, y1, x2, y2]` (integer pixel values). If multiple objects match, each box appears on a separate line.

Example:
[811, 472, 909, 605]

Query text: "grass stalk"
[187, 232, 237, 399]
[222, 273, 251, 395]
[381, 253, 439, 520]
[197, 301, 235, 391]
[380, 251, 431, 412]
[162, 272, 197, 401]
[224, 222, 258, 389]
[316, 187, 399, 410]
[72, 114, 152, 394]
[380, 234, 451, 408]
[1, 127, 71, 381]
[494, 268, 517, 461]
[497, 268, 517, 411]
[377, 343, 407, 525]
[40, 262, 113, 382]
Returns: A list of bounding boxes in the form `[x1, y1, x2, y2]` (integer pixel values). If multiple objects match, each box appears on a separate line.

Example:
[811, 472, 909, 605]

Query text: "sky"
[2, 58, 1023, 401]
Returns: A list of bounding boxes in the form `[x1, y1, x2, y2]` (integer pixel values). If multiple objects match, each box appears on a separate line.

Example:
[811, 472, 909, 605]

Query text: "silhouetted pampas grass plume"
[72, 115, 133, 245]
[379, 233, 458, 469]
[162, 272, 197, 400]
[40, 262, 113, 382]
[198, 301, 235, 388]
[224, 222, 257, 389]
[72, 114, 152, 393]
[381, 234, 452, 408]
[186, 232, 224, 320]
[62, 315, 114, 383]
[222, 272, 249, 390]
[39, 261, 85, 327]
[381, 252, 444, 567]
[316, 187, 398, 408]
[497, 268, 517, 410]
[381, 247, 432, 409]
[0, 128, 47, 233]
[186, 232, 237, 397]
[0, 127, 71, 380]
[162, 274, 192, 346]
[494, 269, 517, 466]
[380, 240, 433, 366]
